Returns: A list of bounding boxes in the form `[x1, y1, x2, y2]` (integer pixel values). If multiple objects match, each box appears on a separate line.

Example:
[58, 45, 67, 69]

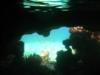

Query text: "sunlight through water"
[21, 27, 70, 61]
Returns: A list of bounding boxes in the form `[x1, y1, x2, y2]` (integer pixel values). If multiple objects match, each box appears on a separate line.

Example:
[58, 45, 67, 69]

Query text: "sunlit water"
[23, 0, 69, 8]
[21, 27, 70, 61]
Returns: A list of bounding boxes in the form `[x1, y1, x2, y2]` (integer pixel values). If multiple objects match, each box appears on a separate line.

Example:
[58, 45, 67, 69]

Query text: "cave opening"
[20, 26, 70, 63]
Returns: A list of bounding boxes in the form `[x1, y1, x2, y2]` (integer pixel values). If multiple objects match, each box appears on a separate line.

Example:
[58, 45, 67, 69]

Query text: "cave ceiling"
[1, 0, 100, 43]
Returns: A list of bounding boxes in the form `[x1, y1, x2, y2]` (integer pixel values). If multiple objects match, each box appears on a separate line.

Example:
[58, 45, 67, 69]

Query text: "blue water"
[21, 26, 70, 61]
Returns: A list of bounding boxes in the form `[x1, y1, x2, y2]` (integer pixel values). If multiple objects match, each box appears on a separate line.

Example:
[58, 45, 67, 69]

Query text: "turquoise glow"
[21, 27, 70, 61]
[23, 0, 69, 8]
